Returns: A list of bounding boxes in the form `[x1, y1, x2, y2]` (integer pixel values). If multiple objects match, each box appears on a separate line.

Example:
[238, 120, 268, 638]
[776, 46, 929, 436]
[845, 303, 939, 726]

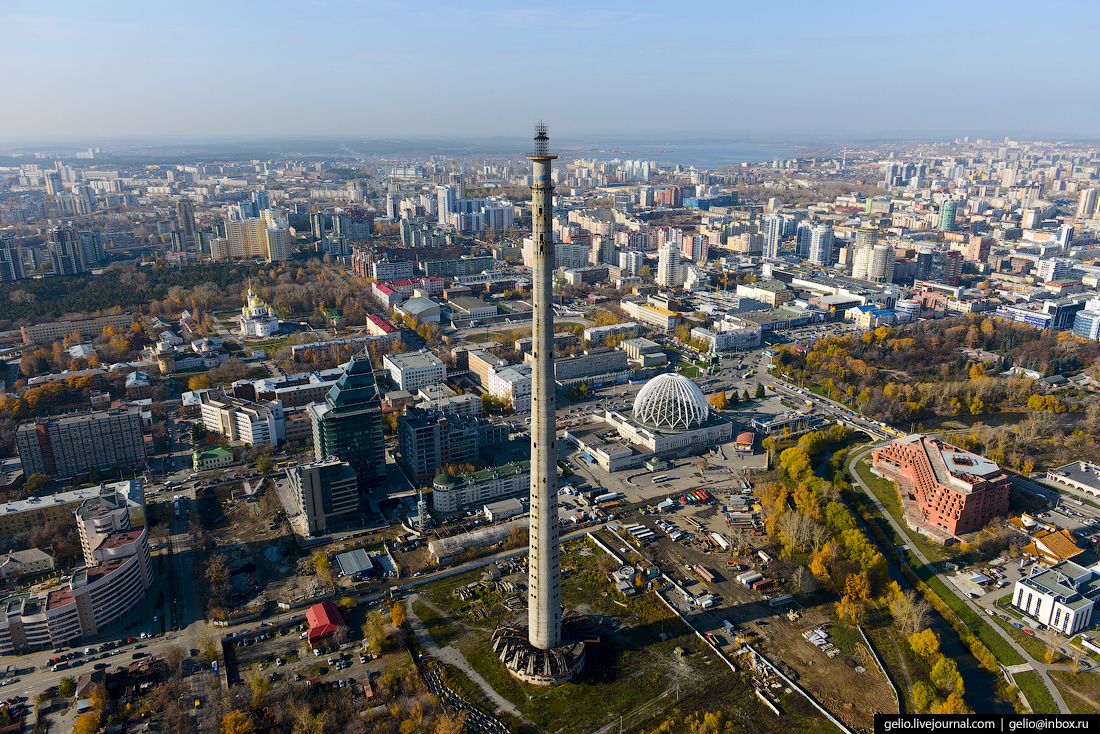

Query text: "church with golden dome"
[239, 285, 280, 337]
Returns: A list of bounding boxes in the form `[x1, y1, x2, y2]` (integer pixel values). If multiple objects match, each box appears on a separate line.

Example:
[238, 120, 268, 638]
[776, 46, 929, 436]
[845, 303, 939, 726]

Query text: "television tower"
[491, 124, 586, 685]
[527, 122, 561, 651]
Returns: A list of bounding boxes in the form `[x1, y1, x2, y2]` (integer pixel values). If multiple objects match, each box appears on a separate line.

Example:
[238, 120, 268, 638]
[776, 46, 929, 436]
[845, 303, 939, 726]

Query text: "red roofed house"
[371, 283, 401, 309]
[365, 313, 399, 337]
[305, 601, 346, 643]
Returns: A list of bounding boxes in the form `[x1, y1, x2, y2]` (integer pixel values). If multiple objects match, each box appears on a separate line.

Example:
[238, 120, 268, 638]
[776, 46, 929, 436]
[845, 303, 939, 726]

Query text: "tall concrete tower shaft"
[527, 124, 561, 651]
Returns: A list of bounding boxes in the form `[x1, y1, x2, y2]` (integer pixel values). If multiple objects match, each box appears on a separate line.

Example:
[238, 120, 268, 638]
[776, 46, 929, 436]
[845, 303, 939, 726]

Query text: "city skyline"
[2, 0, 1098, 143]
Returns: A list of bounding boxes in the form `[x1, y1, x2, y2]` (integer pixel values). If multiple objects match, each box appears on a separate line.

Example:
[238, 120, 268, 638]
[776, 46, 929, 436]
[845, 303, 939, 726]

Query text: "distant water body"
[581, 141, 802, 170]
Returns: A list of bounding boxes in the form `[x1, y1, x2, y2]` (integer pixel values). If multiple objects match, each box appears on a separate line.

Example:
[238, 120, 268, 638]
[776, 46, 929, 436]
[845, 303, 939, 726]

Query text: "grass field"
[412, 600, 459, 647]
[244, 336, 290, 350]
[1014, 670, 1059, 714]
[987, 613, 1069, 665]
[1050, 670, 1100, 714]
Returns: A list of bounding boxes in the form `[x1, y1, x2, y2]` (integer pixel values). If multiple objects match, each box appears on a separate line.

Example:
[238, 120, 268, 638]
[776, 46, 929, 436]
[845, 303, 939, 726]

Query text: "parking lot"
[225, 609, 395, 693]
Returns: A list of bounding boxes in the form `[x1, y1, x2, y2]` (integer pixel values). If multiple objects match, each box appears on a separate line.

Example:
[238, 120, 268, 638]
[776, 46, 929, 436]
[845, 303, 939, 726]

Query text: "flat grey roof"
[335, 548, 374, 576]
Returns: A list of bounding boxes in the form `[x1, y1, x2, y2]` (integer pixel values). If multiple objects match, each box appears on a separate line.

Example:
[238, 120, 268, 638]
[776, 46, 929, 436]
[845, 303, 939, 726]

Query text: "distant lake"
[579, 140, 801, 170]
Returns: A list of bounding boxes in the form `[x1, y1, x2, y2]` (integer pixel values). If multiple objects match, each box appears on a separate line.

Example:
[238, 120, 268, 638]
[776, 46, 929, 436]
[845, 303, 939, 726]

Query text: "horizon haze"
[2, 0, 1098, 144]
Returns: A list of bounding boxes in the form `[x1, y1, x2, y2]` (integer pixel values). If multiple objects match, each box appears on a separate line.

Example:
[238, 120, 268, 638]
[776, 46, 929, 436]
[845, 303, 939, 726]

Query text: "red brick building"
[872, 435, 1010, 536]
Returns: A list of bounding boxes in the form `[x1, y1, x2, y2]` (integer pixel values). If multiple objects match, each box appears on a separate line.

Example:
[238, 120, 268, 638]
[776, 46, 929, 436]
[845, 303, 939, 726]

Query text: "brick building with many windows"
[872, 434, 1010, 537]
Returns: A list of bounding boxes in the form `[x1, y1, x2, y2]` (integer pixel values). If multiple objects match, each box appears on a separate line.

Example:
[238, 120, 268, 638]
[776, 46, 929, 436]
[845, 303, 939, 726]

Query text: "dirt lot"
[195, 481, 325, 612]
[611, 500, 897, 731]
[413, 539, 851, 734]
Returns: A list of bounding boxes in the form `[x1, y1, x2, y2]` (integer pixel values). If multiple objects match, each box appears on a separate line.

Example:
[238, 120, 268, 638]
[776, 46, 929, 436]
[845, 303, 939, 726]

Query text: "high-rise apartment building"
[916, 248, 933, 281]
[931, 249, 964, 286]
[44, 172, 63, 196]
[252, 190, 272, 212]
[808, 224, 834, 266]
[868, 244, 895, 284]
[763, 213, 782, 259]
[0, 232, 25, 282]
[938, 200, 958, 231]
[436, 185, 456, 225]
[795, 221, 813, 259]
[1036, 258, 1074, 283]
[307, 355, 386, 493]
[680, 234, 708, 262]
[224, 218, 268, 259]
[286, 459, 359, 536]
[588, 235, 616, 266]
[177, 198, 197, 249]
[1077, 189, 1098, 219]
[16, 408, 147, 479]
[223, 217, 290, 261]
[78, 231, 104, 268]
[656, 242, 681, 288]
[265, 225, 292, 261]
[46, 227, 88, 276]
[619, 250, 644, 275]
[964, 236, 990, 263]
[396, 406, 508, 484]
[851, 229, 878, 280]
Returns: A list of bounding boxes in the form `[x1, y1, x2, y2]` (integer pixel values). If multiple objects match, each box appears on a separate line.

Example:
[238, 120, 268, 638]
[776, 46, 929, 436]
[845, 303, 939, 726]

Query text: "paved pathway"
[846, 445, 1070, 714]
[405, 592, 526, 721]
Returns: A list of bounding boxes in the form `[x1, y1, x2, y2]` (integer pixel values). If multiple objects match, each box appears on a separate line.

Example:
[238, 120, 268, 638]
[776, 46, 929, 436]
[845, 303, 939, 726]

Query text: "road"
[846, 444, 1071, 714]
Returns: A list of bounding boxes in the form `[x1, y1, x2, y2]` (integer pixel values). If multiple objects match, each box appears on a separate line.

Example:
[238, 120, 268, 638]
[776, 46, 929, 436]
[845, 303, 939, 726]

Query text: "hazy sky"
[2, 0, 1098, 143]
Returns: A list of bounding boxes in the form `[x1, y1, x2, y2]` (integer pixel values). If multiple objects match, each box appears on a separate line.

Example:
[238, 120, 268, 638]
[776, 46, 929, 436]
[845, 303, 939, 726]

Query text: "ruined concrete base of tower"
[490, 612, 591, 686]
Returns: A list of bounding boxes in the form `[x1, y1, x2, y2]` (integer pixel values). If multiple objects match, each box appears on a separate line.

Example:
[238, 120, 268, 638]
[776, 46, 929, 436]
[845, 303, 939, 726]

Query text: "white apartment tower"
[850, 229, 878, 280]
[619, 250, 644, 275]
[763, 213, 782, 259]
[868, 244, 895, 284]
[808, 224, 834, 266]
[656, 242, 681, 288]
[1077, 189, 1098, 219]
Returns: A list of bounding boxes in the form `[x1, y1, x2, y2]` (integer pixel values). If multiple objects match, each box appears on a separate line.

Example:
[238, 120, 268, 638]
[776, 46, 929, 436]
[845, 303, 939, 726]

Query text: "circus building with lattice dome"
[239, 286, 280, 337]
[567, 373, 734, 471]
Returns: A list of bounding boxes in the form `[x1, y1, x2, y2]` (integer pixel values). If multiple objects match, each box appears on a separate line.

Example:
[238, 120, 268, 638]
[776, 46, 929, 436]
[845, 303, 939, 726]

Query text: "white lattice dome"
[632, 373, 709, 429]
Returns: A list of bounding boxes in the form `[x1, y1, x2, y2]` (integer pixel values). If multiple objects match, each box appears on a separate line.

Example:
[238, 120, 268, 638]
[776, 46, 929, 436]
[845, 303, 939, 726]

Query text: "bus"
[276, 461, 289, 468]
[651, 475, 669, 484]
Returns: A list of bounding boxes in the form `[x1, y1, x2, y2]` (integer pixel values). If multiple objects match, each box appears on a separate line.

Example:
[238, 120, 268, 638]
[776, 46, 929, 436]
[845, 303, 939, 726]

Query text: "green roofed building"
[306, 354, 385, 495]
[431, 460, 530, 513]
[192, 447, 233, 471]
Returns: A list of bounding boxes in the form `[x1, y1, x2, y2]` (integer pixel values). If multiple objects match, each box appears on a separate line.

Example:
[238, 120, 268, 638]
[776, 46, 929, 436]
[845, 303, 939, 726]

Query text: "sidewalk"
[405, 592, 525, 720]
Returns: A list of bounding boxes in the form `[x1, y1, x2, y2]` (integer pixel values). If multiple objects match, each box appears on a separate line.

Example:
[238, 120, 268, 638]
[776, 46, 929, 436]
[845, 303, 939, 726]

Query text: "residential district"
[0, 137, 1099, 731]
